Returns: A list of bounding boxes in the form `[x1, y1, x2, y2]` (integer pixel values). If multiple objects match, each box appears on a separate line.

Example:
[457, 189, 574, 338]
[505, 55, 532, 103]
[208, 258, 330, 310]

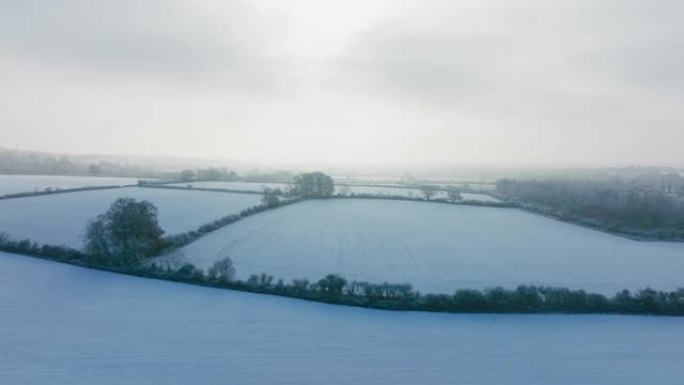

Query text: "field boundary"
[162, 197, 306, 251]
[1, 244, 683, 317]
[0, 184, 135, 200]
[138, 183, 268, 196]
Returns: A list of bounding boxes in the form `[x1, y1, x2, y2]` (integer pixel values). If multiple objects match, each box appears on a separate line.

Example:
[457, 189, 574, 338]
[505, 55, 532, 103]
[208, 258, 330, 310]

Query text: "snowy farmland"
[179, 199, 684, 294]
[0, 174, 138, 196]
[1, 252, 684, 385]
[0, 187, 262, 248]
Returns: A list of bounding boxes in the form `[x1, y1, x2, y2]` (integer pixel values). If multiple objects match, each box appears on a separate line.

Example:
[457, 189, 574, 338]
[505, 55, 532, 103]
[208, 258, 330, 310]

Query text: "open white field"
[180, 199, 684, 294]
[0, 174, 139, 196]
[2, 252, 684, 385]
[170, 181, 291, 192]
[0, 187, 262, 248]
[461, 192, 501, 202]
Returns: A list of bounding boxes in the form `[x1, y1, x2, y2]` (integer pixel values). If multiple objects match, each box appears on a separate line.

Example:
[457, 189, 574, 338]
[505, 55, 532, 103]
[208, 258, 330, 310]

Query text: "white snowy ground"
[1, 252, 684, 385]
[180, 199, 684, 294]
[0, 174, 139, 196]
[0, 187, 262, 248]
[460, 192, 501, 202]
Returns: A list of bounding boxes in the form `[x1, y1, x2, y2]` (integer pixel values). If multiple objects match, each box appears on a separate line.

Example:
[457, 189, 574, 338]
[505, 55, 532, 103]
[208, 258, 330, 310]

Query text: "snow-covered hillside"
[0, 187, 262, 248]
[1, 252, 683, 385]
[179, 199, 684, 294]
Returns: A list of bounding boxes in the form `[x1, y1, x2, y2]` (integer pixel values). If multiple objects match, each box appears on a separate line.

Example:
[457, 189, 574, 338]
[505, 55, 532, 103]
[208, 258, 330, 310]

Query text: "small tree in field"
[207, 257, 236, 281]
[84, 198, 165, 266]
[179, 169, 195, 182]
[261, 188, 280, 207]
[317, 274, 347, 297]
[419, 185, 437, 200]
[292, 172, 335, 197]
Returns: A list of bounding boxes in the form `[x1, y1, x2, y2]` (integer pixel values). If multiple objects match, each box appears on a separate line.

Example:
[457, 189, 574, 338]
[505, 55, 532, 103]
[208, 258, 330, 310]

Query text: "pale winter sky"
[0, 0, 682, 168]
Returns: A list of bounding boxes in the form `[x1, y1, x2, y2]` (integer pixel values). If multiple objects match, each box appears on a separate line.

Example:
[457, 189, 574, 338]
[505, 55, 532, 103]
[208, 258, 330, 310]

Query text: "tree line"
[0, 148, 175, 178]
[496, 176, 684, 240]
[3, 170, 682, 315]
[2, 232, 684, 316]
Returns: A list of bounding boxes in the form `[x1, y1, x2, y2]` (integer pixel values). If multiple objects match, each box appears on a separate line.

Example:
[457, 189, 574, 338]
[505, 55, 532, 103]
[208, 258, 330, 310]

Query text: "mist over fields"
[1, 0, 683, 169]
[1, 1, 684, 384]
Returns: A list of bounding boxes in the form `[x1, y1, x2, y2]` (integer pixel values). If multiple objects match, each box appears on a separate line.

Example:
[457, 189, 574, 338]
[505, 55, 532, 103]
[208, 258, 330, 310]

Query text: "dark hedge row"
[0, 185, 130, 200]
[2, 234, 683, 316]
[138, 183, 267, 196]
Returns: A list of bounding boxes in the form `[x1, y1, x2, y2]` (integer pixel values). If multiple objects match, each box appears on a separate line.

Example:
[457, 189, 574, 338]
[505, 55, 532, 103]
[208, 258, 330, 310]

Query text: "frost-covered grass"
[169, 181, 291, 191]
[180, 199, 684, 294]
[1, 252, 683, 385]
[0, 187, 262, 248]
[0, 174, 139, 195]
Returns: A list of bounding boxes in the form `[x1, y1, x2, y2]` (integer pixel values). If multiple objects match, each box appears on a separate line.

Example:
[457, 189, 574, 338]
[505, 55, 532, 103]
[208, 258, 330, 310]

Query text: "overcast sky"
[1, 0, 682, 168]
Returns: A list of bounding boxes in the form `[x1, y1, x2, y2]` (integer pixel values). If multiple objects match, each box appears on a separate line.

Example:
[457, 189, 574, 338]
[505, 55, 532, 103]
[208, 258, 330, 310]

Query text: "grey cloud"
[344, 30, 500, 101]
[0, 0, 285, 90]
[338, 0, 684, 107]
[1, 0, 682, 167]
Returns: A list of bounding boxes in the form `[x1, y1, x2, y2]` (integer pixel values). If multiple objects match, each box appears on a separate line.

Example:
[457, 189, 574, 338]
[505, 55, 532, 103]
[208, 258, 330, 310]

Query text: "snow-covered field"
[460, 192, 501, 202]
[0, 187, 262, 248]
[169, 181, 291, 192]
[1, 252, 683, 385]
[0, 174, 139, 196]
[180, 199, 684, 294]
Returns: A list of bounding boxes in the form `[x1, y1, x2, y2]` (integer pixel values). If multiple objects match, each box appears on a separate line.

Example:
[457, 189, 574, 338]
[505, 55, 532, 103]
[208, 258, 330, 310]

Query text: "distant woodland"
[0, 148, 294, 183]
[496, 173, 684, 240]
[0, 148, 170, 178]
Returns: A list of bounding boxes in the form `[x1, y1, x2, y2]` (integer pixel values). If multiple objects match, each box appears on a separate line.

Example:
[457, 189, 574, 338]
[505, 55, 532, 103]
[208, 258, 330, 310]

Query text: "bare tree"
[207, 257, 236, 281]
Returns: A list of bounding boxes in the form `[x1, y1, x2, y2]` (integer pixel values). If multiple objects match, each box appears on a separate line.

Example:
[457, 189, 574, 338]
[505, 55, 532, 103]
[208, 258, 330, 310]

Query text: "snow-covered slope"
[0, 187, 262, 248]
[1, 252, 683, 385]
[180, 199, 684, 294]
